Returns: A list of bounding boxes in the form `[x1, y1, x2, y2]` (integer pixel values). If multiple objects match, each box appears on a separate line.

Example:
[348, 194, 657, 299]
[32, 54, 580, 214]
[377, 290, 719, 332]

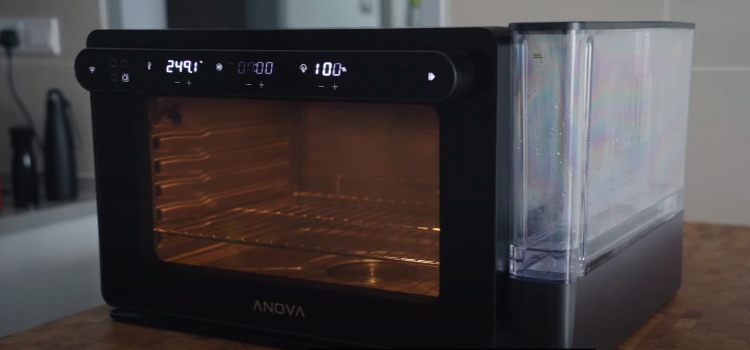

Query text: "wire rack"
[156, 192, 440, 265]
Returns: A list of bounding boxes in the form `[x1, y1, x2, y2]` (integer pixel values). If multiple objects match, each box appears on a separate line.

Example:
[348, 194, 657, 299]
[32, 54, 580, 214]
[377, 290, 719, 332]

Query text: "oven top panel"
[75, 49, 470, 102]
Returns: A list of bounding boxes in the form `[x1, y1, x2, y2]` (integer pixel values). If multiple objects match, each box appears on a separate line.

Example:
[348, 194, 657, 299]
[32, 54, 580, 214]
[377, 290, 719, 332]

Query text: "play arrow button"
[428, 72, 436, 81]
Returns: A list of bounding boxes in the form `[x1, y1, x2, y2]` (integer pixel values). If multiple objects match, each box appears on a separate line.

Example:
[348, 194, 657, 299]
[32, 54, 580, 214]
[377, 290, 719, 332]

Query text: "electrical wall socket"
[0, 17, 61, 56]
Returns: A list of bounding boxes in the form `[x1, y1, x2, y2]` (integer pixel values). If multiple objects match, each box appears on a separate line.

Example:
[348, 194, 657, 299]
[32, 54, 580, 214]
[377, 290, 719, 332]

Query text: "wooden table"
[1, 223, 748, 350]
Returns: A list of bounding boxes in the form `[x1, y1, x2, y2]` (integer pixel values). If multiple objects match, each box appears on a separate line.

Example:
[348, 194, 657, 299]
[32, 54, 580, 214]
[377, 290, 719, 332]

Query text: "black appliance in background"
[44, 88, 78, 200]
[10, 126, 39, 208]
[2, 27, 78, 206]
[0, 172, 4, 211]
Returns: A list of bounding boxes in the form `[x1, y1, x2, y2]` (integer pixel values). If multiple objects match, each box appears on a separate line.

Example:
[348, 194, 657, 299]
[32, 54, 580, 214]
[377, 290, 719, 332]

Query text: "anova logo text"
[253, 300, 306, 318]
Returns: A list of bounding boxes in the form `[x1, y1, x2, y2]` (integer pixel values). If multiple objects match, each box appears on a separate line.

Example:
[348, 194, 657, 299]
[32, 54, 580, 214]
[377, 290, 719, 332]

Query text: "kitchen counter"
[0, 177, 97, 233]
[1, 222, 748, 350]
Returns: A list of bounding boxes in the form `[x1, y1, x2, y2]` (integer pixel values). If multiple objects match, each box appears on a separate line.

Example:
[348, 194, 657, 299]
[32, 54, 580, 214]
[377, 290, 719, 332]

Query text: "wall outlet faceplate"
[0, 17, 61, 56]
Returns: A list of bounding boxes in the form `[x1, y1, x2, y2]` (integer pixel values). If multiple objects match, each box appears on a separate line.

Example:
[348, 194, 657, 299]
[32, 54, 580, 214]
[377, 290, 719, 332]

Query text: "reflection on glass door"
[150, 97, 440, 298]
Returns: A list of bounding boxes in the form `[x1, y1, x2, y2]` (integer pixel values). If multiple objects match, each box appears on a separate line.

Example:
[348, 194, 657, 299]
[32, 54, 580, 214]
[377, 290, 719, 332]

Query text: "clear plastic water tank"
[510, 23, 694, 283]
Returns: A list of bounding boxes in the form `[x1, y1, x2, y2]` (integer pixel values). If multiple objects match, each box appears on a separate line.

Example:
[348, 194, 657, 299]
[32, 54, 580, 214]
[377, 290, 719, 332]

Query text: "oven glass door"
[151, 96, 440, 299]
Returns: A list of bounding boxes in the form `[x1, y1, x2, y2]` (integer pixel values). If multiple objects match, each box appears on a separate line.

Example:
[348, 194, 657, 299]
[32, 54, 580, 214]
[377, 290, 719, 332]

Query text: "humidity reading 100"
[315, 62, 347, 77]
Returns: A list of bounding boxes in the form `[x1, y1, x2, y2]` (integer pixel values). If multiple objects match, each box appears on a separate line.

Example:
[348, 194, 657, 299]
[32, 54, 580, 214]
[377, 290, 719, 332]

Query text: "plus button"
[258, 82, 265, 88]
[332, 84, 338, 90]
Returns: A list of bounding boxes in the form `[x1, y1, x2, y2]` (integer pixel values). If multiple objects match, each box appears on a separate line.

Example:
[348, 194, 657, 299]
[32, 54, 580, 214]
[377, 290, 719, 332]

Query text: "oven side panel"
[91, 92, 156, 306]
[494, 30, 515, 345]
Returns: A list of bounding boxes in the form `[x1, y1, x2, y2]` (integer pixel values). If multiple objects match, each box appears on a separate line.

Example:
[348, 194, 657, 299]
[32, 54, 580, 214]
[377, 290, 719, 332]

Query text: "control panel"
[75, 49, 472, 102]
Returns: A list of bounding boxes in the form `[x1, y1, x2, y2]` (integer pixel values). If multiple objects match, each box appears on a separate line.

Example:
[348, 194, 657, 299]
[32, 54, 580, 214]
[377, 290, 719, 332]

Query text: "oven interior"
[150, 97, 440, 298]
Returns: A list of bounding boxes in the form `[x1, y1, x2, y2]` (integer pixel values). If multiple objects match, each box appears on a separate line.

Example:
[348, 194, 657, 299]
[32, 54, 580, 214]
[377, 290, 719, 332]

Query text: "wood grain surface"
[1, 222, 748, 350]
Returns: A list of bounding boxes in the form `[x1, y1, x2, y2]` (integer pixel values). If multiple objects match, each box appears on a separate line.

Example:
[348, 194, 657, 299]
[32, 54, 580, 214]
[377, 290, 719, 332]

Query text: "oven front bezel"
[87, 27, 511, 348]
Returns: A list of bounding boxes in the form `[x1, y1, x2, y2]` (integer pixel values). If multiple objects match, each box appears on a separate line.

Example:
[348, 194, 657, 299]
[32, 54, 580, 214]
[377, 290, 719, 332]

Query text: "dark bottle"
[10, 126, 40, 208]
[44, 89, 78, 200]
[0, 172, 4, 211]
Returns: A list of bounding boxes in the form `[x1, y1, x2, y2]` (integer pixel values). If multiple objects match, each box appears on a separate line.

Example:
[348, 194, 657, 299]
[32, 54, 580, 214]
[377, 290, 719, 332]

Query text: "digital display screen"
[237, 61, 274, 75]
[314, 62, 347, 76]
[166, 60, 203, 74]
[75, 49, 460, 102]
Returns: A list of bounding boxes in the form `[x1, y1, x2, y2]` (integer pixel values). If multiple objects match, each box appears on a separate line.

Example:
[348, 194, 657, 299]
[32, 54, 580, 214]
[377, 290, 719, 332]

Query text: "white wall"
[279, 0, 382, 28]
[107, 0, 167, 30]
[416, 0, 447, 27]
[121, 0, 166, 29]
[0, 0, 105, 177]
[448, 0, 750, 227]
[382, 0, 445, 27]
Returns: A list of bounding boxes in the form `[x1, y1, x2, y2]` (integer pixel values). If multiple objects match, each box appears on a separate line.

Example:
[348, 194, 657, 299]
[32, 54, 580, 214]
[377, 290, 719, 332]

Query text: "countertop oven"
[75, 22, 694, 349]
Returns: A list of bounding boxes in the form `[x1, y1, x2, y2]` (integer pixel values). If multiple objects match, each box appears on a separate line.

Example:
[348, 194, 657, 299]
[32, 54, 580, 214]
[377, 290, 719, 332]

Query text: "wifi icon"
[88, 66, 96, 73]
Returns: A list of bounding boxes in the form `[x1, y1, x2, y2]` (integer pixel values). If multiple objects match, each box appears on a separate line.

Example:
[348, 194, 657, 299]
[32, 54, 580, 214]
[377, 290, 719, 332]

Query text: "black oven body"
[76, 27, 683, 349]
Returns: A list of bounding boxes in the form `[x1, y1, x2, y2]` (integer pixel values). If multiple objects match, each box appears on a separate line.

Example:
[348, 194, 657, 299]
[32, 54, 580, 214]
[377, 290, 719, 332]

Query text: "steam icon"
[299, 64, 308, 73]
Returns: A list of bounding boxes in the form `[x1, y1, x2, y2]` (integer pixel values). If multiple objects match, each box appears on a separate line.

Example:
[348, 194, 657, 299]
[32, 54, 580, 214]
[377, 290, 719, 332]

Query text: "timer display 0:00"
[238, 62, 273, 75]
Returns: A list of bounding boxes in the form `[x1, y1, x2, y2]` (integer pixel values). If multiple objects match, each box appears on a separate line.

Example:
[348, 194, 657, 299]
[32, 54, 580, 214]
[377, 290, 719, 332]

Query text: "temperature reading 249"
[166, 60, 203, 73]
[314, 62, 347, 76]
